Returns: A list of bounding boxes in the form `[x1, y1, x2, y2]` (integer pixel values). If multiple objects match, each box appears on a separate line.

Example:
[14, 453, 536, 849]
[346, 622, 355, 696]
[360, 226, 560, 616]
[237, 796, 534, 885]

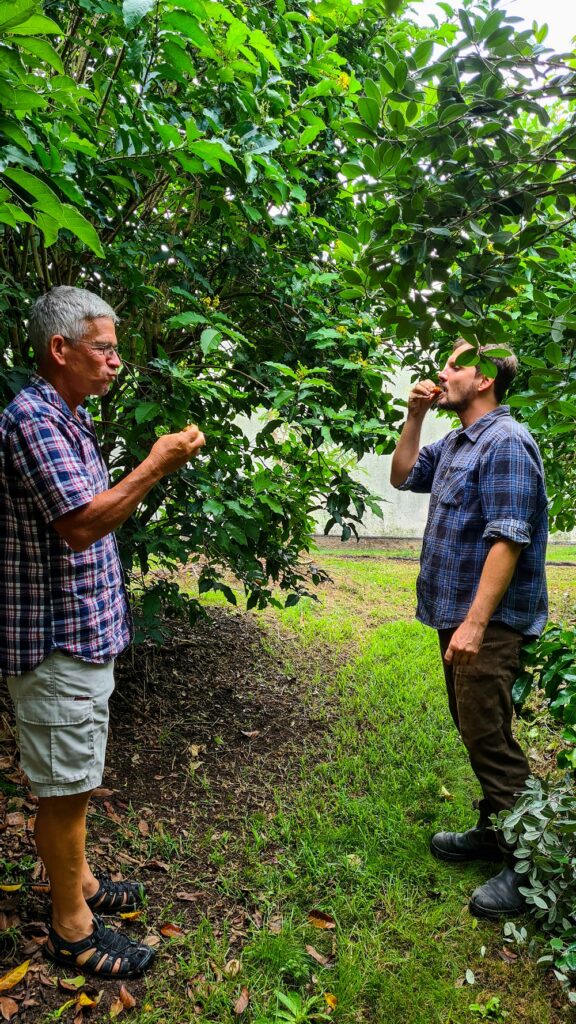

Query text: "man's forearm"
[53, 455, 165, 551]
[390, 414, 425, 487]
[466, 538, 523, 628]
[444, 538, 523, 665]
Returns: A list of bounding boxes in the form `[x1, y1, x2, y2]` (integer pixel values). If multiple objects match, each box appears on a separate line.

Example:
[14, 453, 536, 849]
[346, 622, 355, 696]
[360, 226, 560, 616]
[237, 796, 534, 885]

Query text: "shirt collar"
[457, 405, 511, 444]
[29, 373, 92, 429]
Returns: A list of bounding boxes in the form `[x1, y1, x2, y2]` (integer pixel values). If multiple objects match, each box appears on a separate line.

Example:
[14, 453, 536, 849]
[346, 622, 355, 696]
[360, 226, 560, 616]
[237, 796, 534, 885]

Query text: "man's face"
[60, 318, 121, 398]
[436, 344, 482, 413]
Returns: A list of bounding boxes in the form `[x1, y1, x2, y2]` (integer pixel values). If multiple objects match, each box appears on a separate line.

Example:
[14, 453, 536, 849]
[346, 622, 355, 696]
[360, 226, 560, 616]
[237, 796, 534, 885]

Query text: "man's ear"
[48, 334, 67, 366]
[477, 373, 495, 395]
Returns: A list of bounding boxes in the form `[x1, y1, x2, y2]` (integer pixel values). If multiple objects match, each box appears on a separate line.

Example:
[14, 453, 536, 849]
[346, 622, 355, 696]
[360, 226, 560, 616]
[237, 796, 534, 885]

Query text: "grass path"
[124, 550, 574, 1024]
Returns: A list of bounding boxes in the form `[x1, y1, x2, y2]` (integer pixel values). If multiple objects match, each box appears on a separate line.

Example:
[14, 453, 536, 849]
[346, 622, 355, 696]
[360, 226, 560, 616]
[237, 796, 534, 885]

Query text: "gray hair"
[28, 286, 118, 360]
[453, 338, 518, 402]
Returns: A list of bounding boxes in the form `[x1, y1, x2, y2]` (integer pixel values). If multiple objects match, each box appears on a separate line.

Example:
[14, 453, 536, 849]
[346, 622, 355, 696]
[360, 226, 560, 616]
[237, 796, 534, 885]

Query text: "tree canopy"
[1, 0, 574, 632]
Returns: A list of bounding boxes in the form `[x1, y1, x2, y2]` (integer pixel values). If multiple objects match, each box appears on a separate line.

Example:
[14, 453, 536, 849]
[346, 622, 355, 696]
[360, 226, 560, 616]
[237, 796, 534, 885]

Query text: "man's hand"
[444, 619, 486, 666]
[148, 425, 206, 476]
[407, 379, 442, 419]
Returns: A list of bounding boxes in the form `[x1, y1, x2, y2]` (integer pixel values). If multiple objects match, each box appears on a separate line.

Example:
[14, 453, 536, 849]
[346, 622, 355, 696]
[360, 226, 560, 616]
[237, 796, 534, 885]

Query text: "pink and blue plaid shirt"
[0, 374, 132, 677]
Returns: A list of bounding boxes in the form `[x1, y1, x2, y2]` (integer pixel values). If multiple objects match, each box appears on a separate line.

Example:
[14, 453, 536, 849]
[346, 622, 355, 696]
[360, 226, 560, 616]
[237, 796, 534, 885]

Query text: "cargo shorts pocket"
[15, 699, 95, 785]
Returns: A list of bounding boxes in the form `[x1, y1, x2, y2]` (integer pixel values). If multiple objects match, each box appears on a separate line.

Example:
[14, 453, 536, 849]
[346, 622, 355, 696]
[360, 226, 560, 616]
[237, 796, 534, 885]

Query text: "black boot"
[469, 865, 526, 919]
[430, 825, 503, 863]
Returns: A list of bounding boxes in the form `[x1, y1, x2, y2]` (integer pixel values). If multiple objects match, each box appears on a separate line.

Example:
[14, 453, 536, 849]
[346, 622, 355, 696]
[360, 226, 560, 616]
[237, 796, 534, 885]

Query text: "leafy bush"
[513, 624, 576, 771]
[498, 625, 576, 989]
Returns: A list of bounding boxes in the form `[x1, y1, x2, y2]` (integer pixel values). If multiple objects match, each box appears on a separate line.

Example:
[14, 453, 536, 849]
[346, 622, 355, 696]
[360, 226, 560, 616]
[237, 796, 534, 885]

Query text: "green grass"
[118, 550, 575, 1024]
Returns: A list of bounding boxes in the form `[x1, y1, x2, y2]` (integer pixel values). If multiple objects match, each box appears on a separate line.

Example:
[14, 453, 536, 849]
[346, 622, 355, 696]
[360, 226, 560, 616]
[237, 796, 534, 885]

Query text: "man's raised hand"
[407, 379, 442, 418]
[149, 424, 206, 476]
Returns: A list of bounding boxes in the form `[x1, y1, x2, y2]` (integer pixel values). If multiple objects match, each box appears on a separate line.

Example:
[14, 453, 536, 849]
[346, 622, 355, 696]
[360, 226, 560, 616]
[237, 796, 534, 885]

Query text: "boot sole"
[430, 840, 503, 864]
[469, 897, 525, 920]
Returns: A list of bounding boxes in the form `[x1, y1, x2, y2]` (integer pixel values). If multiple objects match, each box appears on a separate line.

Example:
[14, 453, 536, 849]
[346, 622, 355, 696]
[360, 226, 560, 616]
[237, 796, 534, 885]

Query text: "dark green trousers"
[438, 621, 530, 819]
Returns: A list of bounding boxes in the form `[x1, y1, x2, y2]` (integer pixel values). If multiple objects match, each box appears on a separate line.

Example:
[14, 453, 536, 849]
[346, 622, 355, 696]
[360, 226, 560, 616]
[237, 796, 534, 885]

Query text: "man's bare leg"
[34, 791, 99, 940]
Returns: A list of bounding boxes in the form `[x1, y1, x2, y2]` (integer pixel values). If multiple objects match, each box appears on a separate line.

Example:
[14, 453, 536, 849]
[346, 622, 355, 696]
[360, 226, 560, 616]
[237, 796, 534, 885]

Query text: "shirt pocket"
[437, 467, 469, 507]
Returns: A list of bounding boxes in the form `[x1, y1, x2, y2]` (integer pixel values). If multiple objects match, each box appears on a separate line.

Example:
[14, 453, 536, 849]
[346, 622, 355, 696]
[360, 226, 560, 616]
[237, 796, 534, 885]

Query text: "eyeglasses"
[62, 337, 122, 361]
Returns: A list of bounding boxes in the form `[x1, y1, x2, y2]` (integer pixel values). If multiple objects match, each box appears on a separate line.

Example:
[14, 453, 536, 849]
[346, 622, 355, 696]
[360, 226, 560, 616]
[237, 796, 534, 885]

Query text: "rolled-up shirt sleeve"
[9, 414, 94, 522]
[398, 437, 446, 494]
[480, 436, 546, 547]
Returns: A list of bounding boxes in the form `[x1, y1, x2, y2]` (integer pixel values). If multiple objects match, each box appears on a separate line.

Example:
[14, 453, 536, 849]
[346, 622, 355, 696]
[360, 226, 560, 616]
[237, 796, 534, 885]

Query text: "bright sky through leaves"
[410, 0, 576, 53]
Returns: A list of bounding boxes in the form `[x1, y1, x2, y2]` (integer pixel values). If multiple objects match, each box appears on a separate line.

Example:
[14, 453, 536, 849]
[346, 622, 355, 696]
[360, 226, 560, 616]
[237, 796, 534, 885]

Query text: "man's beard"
[438, 382, 478, 413]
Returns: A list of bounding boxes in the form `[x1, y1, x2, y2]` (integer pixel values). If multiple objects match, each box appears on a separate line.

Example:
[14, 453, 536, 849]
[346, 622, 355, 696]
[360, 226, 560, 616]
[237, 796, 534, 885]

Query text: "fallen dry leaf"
[145, 859, 170, 872]
[109, 997, 124, 1019]
[142, 935, 161, 948]
[119, 984, 136, 1009]
[76, 992, 98, 1008]
[0, 997, 19, 1021]
[0, 961, 30, 993]
[137, 819, 149, 836]
[240, 730, 260, 739]
[176, 891, 203, 902]
[305, 945, 330, 967]
[324, 992, 338, 1011]
[72, 1010, 84, 1024]
[223, 960, 241, 979]
[119, 911, 142, 921]
[268, 916, 282, 934]
[498, 947, 519, 962]
[103, 801, 123, 824]
[5, 813, 25, 828]
[188, 744, 205, 758]
[160, 923, 185, 938]
[92, 788, 116, 798]
[0, 885, 22, 893]
[233, 987, 249, 1015]
[37, 974, 56, 988]
[307, 910, 336, 930]
[58, 976, 86, 992]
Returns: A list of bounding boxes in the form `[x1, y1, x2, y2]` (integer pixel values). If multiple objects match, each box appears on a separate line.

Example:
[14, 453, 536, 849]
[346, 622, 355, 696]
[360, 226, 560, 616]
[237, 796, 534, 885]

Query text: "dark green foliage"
[502, 628, 576, 980]
[0, 0, 408, 632]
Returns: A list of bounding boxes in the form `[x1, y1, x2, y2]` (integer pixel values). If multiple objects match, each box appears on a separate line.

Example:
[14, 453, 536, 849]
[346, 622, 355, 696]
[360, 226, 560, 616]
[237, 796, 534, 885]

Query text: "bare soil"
[0, 607, 335, 1020]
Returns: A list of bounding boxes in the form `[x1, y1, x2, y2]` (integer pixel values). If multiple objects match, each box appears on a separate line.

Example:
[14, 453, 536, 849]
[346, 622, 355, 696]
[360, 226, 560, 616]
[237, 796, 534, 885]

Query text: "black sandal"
[45, 916, 156, 978]
[86, 874, 145, 915]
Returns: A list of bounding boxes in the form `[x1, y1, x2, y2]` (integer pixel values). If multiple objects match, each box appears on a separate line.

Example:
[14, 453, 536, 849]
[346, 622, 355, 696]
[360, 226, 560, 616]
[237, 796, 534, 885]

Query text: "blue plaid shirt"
[399, 406, 548, 637]
[0, 375, 132, 677]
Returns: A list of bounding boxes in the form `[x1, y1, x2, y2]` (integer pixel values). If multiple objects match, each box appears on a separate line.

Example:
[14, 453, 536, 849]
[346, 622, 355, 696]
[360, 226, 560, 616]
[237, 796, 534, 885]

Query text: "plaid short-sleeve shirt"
[0, 374, 132, 677]
[399, 406, 548, 637]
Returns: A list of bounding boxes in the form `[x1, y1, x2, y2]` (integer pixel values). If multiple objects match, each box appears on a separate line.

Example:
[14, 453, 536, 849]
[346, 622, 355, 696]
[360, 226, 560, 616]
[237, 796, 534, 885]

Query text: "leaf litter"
[0, 607, 338, 1020]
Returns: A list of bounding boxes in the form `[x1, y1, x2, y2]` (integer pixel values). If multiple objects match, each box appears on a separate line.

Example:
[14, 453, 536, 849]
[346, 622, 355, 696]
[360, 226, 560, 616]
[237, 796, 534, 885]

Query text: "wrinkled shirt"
[399, 406, 548, 637]
[0, 374, 132, 677]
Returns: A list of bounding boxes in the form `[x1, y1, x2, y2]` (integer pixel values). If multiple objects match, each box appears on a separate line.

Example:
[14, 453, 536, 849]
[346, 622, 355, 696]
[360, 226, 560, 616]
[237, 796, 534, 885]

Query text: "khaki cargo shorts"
[7, 651, 115, 798]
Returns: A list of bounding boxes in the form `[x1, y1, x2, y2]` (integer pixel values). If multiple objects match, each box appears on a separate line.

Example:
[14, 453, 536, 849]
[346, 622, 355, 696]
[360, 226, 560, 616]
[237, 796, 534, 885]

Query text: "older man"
[390, 340, 548, 918]
[0, 286, 205, 977]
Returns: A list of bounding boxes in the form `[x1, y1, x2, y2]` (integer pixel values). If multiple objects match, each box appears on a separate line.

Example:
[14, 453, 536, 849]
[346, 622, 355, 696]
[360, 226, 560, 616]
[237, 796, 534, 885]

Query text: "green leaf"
[189, 140, 238, 172]
[357, 96, 380, 130]
[200, 327, 221, 355]
[413, 40, 434, 68]
[6, 13, 61, 34]
[225, 19, 248, 50]
[3, 167, 62, 215]
[34, 209, 59, 246]
[122, 0, 155, 28]
[0, 2, 36, 32]
[166, 311, 208, 329]
[15, 37, 64, 73]
[135, 402, 161, 424]
[58, 204, 104, 257]
[248, 29, 280, 70]
[545, 341, 563, 366]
